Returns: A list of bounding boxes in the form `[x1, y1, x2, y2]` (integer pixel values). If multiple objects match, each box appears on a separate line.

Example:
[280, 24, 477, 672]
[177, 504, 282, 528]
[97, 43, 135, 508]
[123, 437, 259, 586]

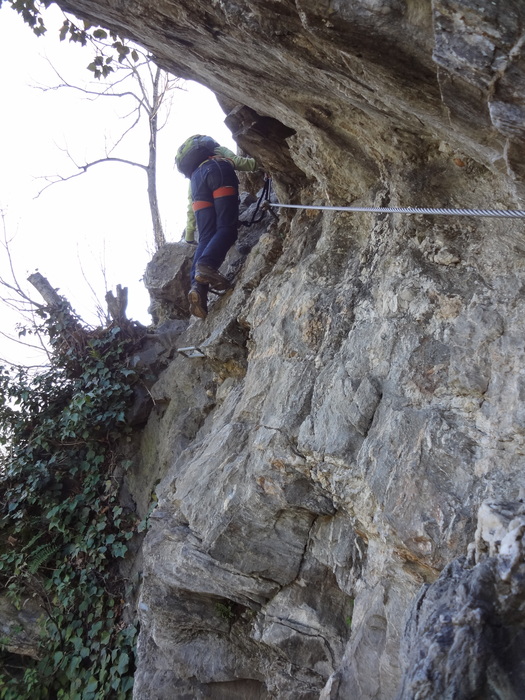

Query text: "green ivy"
[3, 0, 140, 78]
[0, 301, 143, 698]
[0, 0, 50, 36]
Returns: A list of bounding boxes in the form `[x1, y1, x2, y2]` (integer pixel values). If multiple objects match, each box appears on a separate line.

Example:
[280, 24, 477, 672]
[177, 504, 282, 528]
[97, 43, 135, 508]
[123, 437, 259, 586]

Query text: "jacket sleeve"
[185, 182, 196, 242]
[215, 145, 258, 172]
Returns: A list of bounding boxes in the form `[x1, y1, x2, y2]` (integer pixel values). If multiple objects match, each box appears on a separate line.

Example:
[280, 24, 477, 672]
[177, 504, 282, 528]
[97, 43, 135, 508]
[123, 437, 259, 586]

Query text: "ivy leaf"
[59, 20, 69, 42]
[111, 542, 128, 558]
[116, 651, 129, 675]
[85, 676, 98, 693]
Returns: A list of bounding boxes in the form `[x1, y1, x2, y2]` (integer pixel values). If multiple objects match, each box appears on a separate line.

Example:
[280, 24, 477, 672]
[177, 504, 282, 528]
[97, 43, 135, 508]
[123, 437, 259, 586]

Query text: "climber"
[175, 134, 259, 319]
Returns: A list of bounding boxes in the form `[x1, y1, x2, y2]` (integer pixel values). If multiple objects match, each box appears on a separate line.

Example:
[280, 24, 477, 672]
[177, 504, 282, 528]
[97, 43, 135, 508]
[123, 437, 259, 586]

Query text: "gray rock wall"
[50, 0, 525, 697]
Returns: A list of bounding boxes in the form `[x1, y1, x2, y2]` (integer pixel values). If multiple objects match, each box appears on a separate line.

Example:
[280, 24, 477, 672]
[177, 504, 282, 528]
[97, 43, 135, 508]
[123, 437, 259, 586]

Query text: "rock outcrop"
[398, 501, 525, 699]
[50, 1, 525, 697]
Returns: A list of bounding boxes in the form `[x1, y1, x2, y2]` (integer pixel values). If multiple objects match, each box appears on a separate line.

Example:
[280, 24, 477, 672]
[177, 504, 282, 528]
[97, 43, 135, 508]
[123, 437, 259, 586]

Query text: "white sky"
[0, 3, 236, 362]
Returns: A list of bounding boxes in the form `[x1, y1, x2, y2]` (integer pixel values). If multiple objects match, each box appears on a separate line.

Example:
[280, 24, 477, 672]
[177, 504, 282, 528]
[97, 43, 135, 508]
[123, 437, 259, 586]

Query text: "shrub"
[0, 301, 143, 699]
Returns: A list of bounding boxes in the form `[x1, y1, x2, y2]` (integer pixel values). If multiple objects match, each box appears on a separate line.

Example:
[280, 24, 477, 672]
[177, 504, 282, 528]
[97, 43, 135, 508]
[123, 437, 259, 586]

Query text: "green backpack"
[175, 135, 219, 178]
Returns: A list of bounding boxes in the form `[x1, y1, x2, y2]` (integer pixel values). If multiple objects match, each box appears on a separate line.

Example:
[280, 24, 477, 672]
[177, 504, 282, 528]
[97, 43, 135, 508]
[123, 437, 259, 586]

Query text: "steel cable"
[269, 202, 525, 218]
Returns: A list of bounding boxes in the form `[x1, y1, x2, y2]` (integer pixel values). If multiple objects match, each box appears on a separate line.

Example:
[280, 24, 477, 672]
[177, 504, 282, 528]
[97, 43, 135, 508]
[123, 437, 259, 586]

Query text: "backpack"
[175, 135, 220, 178]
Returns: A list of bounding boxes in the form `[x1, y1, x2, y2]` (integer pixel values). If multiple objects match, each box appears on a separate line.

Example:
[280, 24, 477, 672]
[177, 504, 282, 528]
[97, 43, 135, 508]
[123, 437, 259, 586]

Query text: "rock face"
[51, 0, 525, 697]
[143, 242, 195, 322]
[398, 501, 525, 699]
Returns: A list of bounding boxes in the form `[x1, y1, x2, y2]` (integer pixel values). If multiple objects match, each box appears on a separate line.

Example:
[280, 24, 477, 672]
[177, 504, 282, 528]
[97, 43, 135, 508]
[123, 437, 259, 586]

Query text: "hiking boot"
[188, 283, 208, 319]
[195, 263, 232, 292]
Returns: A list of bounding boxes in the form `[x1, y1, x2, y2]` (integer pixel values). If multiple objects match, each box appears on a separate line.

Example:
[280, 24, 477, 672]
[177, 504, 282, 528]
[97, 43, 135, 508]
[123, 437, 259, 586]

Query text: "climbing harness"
[268, 202, 525, 219]
[239, 177, 272, 227]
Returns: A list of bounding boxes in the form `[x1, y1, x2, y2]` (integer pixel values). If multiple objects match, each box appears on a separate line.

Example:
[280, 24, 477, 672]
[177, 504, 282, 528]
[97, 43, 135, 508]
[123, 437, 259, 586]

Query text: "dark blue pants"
[190, 159, 239, 283]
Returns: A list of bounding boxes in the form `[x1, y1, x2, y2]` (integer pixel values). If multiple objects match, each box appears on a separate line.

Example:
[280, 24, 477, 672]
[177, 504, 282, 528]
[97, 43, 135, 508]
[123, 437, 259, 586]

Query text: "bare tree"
[0, 211, 136, 367]
[37, 38, 182, 251]
[0, 211, 59, 366]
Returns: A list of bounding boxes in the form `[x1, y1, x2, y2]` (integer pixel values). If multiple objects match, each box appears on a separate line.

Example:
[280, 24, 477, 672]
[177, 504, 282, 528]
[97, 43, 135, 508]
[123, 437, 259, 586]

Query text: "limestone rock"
[0, 594, 44, 660]
[398, 501, 525, 699]
[143, 242, 194, 322]
[43, 0, 525, 697]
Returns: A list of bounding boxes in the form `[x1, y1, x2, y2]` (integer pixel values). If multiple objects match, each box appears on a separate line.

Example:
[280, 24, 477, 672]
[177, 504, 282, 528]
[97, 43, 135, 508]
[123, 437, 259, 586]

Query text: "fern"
[20, 530, 44, 553]
[27, 543, 59, 575]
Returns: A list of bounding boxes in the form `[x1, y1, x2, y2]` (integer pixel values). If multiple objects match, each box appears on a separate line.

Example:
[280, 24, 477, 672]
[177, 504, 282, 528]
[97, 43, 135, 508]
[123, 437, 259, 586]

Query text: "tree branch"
[27, 273, 64, 307]
[105, 284, 128, 323]
[35, 156, 148, 197]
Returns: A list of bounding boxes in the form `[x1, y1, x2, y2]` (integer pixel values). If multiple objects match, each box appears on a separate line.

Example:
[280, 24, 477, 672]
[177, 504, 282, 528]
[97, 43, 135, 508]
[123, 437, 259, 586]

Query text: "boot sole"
[188, 289, 207, 319]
